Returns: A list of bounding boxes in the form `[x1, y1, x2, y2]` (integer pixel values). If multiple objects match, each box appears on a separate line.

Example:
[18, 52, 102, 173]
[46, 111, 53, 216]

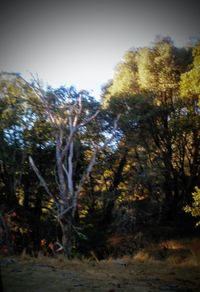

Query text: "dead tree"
[28, 84, 119, 258]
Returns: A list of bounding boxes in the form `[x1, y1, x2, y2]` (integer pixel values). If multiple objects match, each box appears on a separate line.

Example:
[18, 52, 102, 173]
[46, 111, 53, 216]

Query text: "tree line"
[0, 37, 200, 258]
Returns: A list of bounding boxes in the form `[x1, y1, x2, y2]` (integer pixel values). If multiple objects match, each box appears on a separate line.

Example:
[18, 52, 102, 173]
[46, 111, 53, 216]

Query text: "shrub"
[184, 187, 200, 227]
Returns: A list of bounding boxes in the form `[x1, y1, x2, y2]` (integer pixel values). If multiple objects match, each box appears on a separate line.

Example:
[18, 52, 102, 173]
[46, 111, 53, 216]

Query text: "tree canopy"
[0, 37, 200, 258]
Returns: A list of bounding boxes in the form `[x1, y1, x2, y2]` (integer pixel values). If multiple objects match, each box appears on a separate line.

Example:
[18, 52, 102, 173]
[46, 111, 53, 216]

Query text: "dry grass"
[159, 238, 200, 266]
[1, 239, 200, 292]
[17, 238, 200, 268]
[133, 250, 152, 262]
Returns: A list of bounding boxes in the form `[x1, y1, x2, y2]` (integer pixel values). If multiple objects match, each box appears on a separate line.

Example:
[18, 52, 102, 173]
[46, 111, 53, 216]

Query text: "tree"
[28, 83, 119, 257]
[180, 43, 200, 225]
[102, 37, 195, 224]
[179, 42, 200, 196]
[107, 50, 139, 98]
[137, 37, 178, 97]
[180, 42, 200, 104]
[184, 186, 200, 226]
[0, 73, 57, 254]
[0, 73, 40, 208]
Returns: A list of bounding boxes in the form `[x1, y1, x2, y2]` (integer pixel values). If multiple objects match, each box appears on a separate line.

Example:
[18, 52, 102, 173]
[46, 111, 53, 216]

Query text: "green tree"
[180, 42, 200, 226]
[107, 50, 139, 98]
[102, 37, 195, 225]
[184, 186, 200, 226]
[0, 73, 32, 207]
[180, 42, 200, 104]
[137, 37, 178, 97]
[0, 73, 57, 254]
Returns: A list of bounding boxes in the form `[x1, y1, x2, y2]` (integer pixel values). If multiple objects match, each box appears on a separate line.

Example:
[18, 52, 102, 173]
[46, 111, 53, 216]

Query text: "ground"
[1, 241, 200, 292]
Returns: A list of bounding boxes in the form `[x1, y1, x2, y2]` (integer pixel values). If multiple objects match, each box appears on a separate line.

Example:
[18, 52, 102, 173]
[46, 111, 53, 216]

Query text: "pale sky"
[0, 0, 200, 98]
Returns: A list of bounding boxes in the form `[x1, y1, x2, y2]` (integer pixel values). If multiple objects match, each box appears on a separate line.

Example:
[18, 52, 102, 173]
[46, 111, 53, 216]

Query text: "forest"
[0, 36, 200, 261]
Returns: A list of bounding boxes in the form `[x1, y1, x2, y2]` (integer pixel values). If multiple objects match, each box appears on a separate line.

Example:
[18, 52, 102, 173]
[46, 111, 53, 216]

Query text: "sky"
[0, 0, 200, 99]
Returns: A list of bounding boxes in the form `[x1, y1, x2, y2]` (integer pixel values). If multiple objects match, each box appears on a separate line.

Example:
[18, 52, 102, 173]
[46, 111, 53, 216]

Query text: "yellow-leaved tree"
[180, 42, 200, 226]
[184, 187, 200, 226]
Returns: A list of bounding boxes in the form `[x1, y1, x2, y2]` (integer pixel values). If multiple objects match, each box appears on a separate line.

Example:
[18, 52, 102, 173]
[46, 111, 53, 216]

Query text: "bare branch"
[72, 114, 120, 215]
[29, 156, 59, 205]
[61, 108, 100, 160]
[77, 93, 83, 115]
[103, 114, 120, 148]
[29, 83, 57, 126]
[77, 109, 100, 129]
[61, 129, 75, 161]
[56, 142, 67, 200]
[57, 205, 74, 219]
[62, 163, 69, 177]
[76, 148, 98, 194]
[72, 94, 82, 127]
[67, 140, 74, 198]
[72, 148, 98, 216]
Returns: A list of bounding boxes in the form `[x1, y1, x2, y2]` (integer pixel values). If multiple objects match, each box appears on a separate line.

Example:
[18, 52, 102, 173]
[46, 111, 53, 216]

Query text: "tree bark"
[59, 214, 73, 258]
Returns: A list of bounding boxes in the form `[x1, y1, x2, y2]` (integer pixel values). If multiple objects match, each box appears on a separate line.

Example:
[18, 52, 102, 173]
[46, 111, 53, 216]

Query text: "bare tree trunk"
[61, 217, 73, 258]
[28, 84, 120, 258]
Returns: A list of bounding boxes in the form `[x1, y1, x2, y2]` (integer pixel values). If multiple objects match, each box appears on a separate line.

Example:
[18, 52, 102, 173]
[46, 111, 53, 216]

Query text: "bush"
[184, 187, 200, 227]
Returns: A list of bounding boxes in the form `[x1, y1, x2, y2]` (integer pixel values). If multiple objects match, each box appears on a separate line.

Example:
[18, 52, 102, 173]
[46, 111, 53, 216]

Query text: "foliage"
[102, 37, 199, 231]
[180, 42, 200, 104]
[184, 187, 200, 226]
[1, 37, 200, 258]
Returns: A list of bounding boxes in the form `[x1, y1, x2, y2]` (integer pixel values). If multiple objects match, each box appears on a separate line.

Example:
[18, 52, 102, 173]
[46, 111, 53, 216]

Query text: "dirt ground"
[1, 251, 200, 292]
